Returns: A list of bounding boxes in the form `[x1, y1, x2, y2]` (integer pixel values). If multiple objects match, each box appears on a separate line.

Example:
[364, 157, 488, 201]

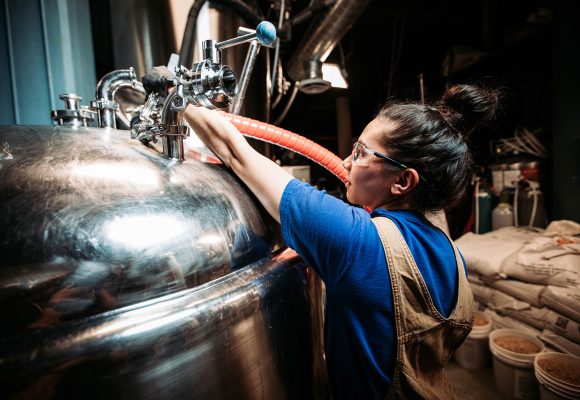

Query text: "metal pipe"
[179, 0, 263, 67]
[202, 40, 221, 64]
[272, 84, 299, 125]
[215, 21, 276, 50]
[216, 32, 260, 50]
[231, 40, 261, 115]
[270, 39, 280, 99]
[336, 95, 352, 159]
[287, 0, 371, 83]
[96, 68, 138, 106]
[160, 89, 186, 161]
[419, 72, 425, 104]
[94, 68, 139, 128]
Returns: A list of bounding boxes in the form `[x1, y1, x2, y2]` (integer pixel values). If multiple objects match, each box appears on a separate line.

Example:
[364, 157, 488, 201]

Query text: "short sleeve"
[280, 179, 370, 286]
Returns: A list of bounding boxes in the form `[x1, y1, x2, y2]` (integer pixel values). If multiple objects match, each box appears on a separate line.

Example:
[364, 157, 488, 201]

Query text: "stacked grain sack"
[456, 220, 580, 356]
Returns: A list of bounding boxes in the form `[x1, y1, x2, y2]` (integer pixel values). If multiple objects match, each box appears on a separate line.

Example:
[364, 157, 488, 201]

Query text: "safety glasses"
[351, 142, 427, 182]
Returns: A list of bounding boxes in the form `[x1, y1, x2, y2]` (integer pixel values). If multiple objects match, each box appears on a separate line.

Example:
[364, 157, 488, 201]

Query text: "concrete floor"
[447, 361, 507, 400]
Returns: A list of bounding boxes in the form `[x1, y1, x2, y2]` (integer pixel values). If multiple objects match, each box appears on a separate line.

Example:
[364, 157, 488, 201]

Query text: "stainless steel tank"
[0, 125, 329, 399]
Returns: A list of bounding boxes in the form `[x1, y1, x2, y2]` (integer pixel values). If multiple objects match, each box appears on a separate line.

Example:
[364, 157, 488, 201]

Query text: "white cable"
[273, 84, 299, 125]
[514, 129, 539, 156]
[277, 0, 285, 30]
[474, 179, 480, 233]
[508, 127, 548, 158]
[499, 137, 528, 155]
[520, 128, 543, 154]
[529, 128, 547, 150]
[528, 180, 538, 227]
[514, 182, 519, 228]
[518, 129, 544, 156]
[524, 128, 548, 157]
[499, 127, 548, 158]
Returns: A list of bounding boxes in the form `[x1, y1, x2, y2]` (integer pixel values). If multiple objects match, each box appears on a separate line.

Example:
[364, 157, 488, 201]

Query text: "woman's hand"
[141, 66, 174, 97]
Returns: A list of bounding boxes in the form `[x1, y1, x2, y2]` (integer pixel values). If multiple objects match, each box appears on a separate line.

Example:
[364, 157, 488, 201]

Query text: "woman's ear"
[390, 169, 420, 195]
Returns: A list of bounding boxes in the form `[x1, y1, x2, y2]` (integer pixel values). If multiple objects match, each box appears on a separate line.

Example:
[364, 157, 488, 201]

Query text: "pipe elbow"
[96, 67, 139, 101]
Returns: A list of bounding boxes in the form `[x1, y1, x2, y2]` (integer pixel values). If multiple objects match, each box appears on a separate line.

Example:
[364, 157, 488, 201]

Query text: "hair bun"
[438, 85, 501, 136]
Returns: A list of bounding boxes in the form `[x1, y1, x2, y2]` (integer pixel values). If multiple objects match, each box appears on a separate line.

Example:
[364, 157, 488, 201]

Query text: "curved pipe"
[96, 68, 139, 102]
[114, 82, 146, 130]
[179, 0, 264, 68]
[220, 111, 348, 183]
[95, 68, 141, 128]
[161, 89, 186, 160]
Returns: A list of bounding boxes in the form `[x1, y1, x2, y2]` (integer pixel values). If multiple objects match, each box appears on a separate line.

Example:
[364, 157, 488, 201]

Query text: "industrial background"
[0, 1, 579, 399]
[1, 0, 578, 226]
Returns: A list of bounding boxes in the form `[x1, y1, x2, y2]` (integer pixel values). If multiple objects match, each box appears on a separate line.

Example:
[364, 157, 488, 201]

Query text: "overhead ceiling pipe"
[287, 0, 371, 94]
[179, 0, 263, 68]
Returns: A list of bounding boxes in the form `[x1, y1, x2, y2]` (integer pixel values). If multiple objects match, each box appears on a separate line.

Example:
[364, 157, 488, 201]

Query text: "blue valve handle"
[215, 21, 277, 50]
[256, 21, 277, 47]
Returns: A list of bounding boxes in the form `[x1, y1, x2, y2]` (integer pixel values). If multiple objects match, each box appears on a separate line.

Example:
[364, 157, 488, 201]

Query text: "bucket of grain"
[489, 328, 544, 399]
[534, 352, 580, 400]
[454, 311, 493, 370]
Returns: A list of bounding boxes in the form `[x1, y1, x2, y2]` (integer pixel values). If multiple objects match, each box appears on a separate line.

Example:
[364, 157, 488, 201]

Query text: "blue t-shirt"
[280, 179, 459, 400]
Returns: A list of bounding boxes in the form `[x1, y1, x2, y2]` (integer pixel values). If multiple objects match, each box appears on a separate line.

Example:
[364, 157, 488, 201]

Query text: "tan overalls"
[372, 217, 475, 399]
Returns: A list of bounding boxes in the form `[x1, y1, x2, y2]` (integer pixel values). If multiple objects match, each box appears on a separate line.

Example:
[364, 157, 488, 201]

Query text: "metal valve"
[172, 60, 237, 110]
[214, 21, 277, 50]
[133, 21, 277, 161]
[51, 94, 95, 127]
[172, 20, 276, 111]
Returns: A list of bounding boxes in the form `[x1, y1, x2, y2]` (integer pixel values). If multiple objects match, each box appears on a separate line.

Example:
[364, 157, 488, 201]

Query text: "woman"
[181, 84, 499, 399]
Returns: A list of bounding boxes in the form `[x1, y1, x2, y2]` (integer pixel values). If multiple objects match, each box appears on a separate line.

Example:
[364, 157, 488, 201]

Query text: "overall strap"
[373, 216, 475, 400]
[373, 217, 437, 337]
[373, 217, 474, 328]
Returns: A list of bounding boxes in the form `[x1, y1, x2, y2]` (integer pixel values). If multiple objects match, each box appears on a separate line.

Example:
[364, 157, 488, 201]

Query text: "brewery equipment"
[0, 21, 329, 399]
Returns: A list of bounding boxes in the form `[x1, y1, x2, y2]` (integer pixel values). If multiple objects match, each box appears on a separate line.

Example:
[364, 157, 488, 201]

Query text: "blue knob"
[256, 21, 277, 47]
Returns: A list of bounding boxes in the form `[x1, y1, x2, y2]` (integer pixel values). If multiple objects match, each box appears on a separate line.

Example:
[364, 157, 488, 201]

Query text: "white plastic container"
[492, 202, 514, 230]
[454, 312, 493, 370]
[534, 352, 580, 400]
[489, 328, 544, 399]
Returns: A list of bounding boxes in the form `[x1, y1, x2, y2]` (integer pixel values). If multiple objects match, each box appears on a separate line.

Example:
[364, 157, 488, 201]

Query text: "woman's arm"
[183, 105, 294, 223]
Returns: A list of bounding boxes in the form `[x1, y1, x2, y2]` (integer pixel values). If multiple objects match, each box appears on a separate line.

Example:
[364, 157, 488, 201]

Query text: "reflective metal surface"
[0, 125, 276, 337]
[0, 124, 329, 399]
[0, 249, 329, 399]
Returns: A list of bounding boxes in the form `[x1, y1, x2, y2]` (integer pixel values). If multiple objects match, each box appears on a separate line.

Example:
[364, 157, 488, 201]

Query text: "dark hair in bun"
[438, 85, 500, 138]
[376, 84, 501, 213]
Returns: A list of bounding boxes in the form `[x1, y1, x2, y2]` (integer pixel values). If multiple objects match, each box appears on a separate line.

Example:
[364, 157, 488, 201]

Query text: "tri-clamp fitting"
[132, 21, 277, 161]
[176, 20, 276, 111]
[91, 67, 143, 128]
[51, 94, 95, 127]
[51, 67, 145, 129]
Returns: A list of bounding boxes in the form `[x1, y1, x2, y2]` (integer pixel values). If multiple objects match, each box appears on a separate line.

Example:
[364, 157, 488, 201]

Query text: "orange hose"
[220, 112, 348, 183]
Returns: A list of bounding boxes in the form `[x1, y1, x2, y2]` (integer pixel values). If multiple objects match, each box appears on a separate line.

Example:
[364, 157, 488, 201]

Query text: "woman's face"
[343, 118, 401, 210]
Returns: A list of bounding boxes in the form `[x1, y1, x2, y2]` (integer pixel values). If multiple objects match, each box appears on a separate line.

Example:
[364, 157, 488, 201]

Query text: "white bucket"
[489, 328, 544, 399]
[454, 312, 493, 370]
[534, 352, 580, 400]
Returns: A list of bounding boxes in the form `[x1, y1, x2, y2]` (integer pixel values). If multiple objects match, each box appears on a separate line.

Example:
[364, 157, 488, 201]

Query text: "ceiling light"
[322, 63, 348, 89]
